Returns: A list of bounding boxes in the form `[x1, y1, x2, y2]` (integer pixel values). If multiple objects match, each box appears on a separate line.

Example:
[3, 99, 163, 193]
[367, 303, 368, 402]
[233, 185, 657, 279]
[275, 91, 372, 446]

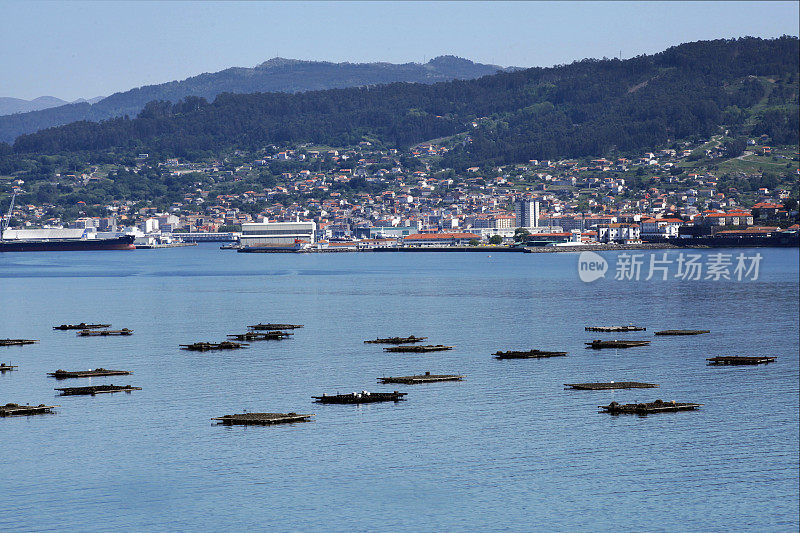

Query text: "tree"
[489, 235, 503, 245]
[513, 228, 530, 242]
[468, 238, 479, 246]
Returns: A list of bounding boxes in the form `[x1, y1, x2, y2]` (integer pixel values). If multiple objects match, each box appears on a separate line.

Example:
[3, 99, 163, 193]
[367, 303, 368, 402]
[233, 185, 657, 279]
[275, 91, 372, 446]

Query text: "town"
[2, 133, 798, 249]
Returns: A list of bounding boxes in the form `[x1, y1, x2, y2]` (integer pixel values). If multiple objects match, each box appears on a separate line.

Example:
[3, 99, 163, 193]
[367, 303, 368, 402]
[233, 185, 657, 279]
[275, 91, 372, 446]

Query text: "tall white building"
[515, 200, 540, 228]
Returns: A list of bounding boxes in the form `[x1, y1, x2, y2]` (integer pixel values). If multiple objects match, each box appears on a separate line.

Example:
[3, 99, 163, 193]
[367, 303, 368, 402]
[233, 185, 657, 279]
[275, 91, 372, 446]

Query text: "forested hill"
[9, 37, 799, 168]
[0, 56, 506, 143]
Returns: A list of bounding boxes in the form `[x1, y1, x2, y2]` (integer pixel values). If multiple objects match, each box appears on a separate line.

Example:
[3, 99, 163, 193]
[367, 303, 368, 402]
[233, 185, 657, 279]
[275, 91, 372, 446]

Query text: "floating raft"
[313, 391, 407, 404]
[55, 384, 141, 396]
[248, 323, 304, 330]
[0, 403, 57, 416]
[585, 326, 646, 332]
[0, 363, 18, 372]
[180, 341, 248, 351]
[365, 336, 428, 344]
[384, 345, 453, 353]
[707, 356, 776, 366]
[378, 372, 464, 384]
[48, 368, 132, 379]
[78, 329, 133, 336]
[654, 330, 710, 336]
[0, 339, 38, 346]
[212, 412, 314, 425]
[586, 340, 651, 349]
[494, 349, 567, 359]
[227, 331, 292, 341]
[566, 382, 659, 390]
[53, 323, 111, 330]
[599, 400, 701, 415]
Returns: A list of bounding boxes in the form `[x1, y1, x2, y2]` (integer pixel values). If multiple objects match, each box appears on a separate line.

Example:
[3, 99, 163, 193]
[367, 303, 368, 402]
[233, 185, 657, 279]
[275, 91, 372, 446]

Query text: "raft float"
[212, 412, 314, 425]
[378, 372, 464, 384]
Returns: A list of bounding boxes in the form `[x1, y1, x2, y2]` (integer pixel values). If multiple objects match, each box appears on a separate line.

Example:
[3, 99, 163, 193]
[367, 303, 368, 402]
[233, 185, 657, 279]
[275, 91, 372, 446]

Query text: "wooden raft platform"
[566, 382, 659, 390]
[0, 403, 57, 416]
[53, 323, 110, 330]
[585, 326, 645, 332]
[0, 363, 18, 372]
[227, 331, 292, 341]
[55, 384, 141, 396]
[313, 391, 407, 404]
[654, 330, 710, 336]
[0, 339, 38, 346]
[248, 323, 304, 330]
[384, 345, 453, 353]
[586, 340, 651, 349]
[180, 341, 248, 351]
[599, 400, 702, 414]
[48, 368, 132, 379]
[494, 349, 567, 359]
[78, 328, 133, 336]
[378, 372, 464, 384]
[365, 335, 428, 344]
[212, 412, 313, 425]
[707, 356, 776, 366]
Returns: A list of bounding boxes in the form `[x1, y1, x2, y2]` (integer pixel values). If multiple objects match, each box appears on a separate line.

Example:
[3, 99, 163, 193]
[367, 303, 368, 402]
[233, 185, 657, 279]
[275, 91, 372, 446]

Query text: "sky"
[1, 1, 798, 101]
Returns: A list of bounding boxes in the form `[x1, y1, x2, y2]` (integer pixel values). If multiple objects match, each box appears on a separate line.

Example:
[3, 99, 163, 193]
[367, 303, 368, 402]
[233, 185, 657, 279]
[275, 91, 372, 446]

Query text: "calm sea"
[1, 246, 798, 532]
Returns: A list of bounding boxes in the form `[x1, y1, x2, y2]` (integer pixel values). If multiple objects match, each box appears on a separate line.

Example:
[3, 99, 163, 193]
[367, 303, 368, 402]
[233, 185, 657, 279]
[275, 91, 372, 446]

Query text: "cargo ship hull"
[0, 235, 136, 252]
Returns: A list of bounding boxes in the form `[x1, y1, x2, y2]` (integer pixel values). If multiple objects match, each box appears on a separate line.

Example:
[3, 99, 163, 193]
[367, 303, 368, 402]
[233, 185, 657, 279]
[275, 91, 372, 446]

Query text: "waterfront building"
[240, 221, 316, 246]
[515, 200, 540, 228]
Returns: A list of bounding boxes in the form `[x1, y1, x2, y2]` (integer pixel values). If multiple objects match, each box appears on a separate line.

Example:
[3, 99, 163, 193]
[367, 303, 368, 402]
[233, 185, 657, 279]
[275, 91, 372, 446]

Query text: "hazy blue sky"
[1, 1, 798, 101]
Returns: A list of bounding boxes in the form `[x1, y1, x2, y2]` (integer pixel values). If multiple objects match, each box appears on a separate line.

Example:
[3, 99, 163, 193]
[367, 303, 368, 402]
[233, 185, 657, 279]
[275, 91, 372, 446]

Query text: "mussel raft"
[313, 391, 407, 403]
[365, 336, 428, 344]
[494, 349, 567, 359]
[585, 340, 651, 349]
[227, 331, 292, 341]
[0, 339, 38, 346]
[55, 384, 141, 396]
[585, 326, 646, 332]
[707, 356, 776, 365]
[384, 345, 453, 353]
[77, 329, 133, 336]
[212, 412, 313, 425]
[53, 323, 110, 330]
[180, 341, 248, 351]
[378, 372, 464, 384]
[0, 403, 57, 416]
[599, 400, 701, 414]
[654, 330, 710, 336]
[566, 382, 659, 390]
[0, 363, 18, 372]
[48, 368, 132, 379]
[248, 323, 304, 330]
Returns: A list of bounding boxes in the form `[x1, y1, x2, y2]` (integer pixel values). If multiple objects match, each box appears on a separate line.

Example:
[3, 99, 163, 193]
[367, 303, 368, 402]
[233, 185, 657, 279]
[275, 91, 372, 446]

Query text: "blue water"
[1, 246, 798, 532]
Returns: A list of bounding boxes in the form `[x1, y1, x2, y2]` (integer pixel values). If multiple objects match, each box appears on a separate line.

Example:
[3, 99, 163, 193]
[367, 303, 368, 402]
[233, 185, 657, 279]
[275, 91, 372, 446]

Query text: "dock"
[599, 400, 702, 415]
[494, 349, 567, 359]
[0, 363, 18, 372]
[248, 323, 304, 330]
[384, 345, 453, 353]
[707, 356, 776, 365]
[48, 368, 132, 379]
[365, 336, 428, 344]
[55, 384, 141, 396]
[585, 326, 645, 332]
[313, 391, 407, 404]
[566, 382, 659, 390]
[1, 403, 58, 416]
[0, 339, 38, 346]
[654, 330, 710, 336]
[78, 328, 133, 336]
[212, 412, 313, 425]
[180, 341, 248, 351]
[378, 372, 464, 384]
[53, 323, 110, 330]
[585, 340, 651, 349]
[227, 331, 292, 341]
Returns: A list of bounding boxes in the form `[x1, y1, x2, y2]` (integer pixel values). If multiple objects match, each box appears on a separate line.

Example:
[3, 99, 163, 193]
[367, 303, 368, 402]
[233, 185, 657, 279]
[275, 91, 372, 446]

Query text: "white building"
[240, 221, 316, 247]
[597, 223, 641, 243]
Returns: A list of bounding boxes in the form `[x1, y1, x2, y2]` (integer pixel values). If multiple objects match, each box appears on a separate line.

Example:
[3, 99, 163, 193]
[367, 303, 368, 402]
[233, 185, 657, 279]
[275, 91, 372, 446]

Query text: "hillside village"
[2, 133, 798, 247]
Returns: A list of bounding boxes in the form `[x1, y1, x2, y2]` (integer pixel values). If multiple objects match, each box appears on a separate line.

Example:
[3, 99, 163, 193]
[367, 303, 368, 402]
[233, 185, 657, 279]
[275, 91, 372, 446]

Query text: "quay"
[1, 403, 57, 416]
[384, 345, 453, 353]
[54, 323, 110, 330]
[55, 384, 141, 396]
[654, 330, 710, 336]
[494, 349, 567, 359]
[78, 329, 133, 336]
[365, 336, 427, 344]
[0, 339, 38, 346]
[707, 356, 776, 365]
[599, 400, 702, 415]
[48, 368, 132, 379]
[378, 372, 464, 384]
[566, 382, 659, 390]
[212, 412, 314, 425]
[180, 341, 248, 351]
[586, 340, 651, 349]
[313, 391, 407, 404]
[0, 363, 18, 372]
